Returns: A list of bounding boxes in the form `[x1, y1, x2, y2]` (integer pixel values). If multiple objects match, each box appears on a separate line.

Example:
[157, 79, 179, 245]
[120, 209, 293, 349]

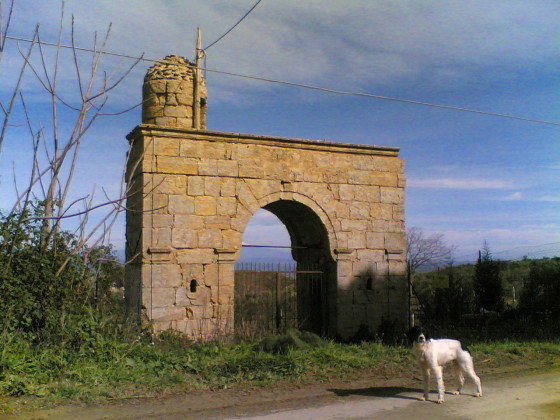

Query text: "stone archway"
[255, 199, 337, 335]
[124, 56, 408, 340]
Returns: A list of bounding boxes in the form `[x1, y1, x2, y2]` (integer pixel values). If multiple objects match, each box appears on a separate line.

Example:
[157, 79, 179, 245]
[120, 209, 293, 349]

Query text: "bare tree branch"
[0, 26, 37, 157]
[407, 227, 456, 273]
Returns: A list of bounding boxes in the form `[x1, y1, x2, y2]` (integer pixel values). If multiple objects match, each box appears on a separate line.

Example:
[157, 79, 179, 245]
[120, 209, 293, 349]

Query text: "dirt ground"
[4, 363, 559, 419]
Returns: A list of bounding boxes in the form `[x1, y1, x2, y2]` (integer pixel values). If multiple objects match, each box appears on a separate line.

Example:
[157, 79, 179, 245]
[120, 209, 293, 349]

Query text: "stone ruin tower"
[125, 54, 408, 340]
[142, 54, 207, 129]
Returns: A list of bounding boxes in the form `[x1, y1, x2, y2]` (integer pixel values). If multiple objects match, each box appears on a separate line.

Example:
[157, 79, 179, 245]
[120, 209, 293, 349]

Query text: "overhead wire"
[3, 34, 560, 127]
[203, 0, 263, 51]
[454, 241, 560, 263]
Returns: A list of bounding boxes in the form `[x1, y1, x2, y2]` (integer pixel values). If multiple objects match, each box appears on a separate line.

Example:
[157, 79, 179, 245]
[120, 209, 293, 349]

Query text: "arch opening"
[235, 200, 336, 336]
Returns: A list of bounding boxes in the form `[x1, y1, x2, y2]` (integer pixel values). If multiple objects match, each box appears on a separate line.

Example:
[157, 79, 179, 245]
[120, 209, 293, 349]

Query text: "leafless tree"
[0, 0, 143, 275]
[406, 226, 455, 274]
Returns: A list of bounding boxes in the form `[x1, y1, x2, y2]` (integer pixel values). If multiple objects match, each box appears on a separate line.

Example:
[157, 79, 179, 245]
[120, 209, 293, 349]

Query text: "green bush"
[0, 207, 124, 337]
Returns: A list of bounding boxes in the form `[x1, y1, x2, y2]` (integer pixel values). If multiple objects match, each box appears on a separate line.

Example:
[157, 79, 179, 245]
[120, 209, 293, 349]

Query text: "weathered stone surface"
[204, 177, 221, 196]
[168, 195, 195, 214]
[195, 196, 217, 215]
[217, 197, 237, 216]
[151, 306, 186, 321]
[156, 156, 198, 175]
[151, 287, 177, 308]
[198, 229, 222, 248]
[150, 264, 182, 288]
[172, 227, 197, 248]
[187, 176, 205, 196]
[153, 174, 186, 194]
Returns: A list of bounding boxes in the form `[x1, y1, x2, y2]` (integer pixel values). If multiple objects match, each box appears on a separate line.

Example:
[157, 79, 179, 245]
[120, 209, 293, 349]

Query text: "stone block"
[150, 264, 182, 288]
[357, 249, 385, 262]
[205, 177, 221, 196]
[195, 196, 217, 215]
[370, 203, 393, 220]
[198, 229, 222, 248]
[151, 306, 185, 321]
[169, 195, 195, 214]
[199, 160, 218, 176]
[154, 116, 177, 126]
[236, 184, 259, 212]
[157, 156, 198, 175]
[218, 160, 239, 177]
[152, 215, 173, 228]
[354, 185, 380, 203]
[217, 197, 237, 216]
[187, 176, 205, 196]
[172, 227, 198, 248]
[341, 219, 368, 232]
[348, 232, 366, 249]
[220, 178, 237, 197]
[151, 287, 177, 308]
[152, 227, 171, 248]
[175, 286, 189, 307]
[202, 264, 219, 287]
[393, 204, 405, 221]
[339, 184, 355, 201]
[176, 249, 215, 265]
[153, 174, 186, 194]
[380, 187, 404, 204]
[152, 320, 173, 333]
[385, 232, 406, 251]
[349, 203, 369, 219]
[239, 162, 264, 179]
[222, 229, 241, 249]
[174, 214, 204, 229]
[153, 137, 180, 156]
[366, 232, 385, 249]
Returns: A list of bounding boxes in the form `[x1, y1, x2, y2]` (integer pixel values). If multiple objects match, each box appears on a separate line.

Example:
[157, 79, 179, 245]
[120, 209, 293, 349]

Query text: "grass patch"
[1, 328, 559, 414]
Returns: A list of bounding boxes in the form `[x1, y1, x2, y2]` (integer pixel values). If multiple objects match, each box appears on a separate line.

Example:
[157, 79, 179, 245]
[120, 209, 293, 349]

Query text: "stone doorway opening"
[235, 201, 337, 337]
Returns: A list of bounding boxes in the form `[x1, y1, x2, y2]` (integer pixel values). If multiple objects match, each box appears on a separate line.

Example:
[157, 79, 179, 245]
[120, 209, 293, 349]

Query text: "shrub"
[0, 207, 124, 337]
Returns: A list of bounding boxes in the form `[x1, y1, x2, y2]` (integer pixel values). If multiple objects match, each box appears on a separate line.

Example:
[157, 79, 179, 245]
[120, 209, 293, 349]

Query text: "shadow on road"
[328, 386, 421, 401]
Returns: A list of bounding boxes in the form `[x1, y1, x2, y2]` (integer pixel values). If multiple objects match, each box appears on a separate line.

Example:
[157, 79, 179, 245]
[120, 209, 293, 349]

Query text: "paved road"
[9, 370, 560, 419]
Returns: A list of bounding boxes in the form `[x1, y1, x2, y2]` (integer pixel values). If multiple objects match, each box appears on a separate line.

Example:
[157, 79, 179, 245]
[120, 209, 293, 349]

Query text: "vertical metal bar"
[276, 264, 281, 331]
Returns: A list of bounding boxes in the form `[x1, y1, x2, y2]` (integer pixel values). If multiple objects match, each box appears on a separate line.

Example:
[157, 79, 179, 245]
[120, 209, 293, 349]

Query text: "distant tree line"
[408, 228, 560, 337]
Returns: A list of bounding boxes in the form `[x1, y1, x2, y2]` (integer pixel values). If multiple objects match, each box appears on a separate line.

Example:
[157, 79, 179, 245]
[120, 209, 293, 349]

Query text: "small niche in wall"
[190, 279, 198, 293]
[366, 276, 373, 291]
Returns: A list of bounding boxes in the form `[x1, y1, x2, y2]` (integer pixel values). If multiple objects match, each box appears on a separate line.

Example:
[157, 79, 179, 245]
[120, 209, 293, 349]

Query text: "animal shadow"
[328, 386, 421, 401]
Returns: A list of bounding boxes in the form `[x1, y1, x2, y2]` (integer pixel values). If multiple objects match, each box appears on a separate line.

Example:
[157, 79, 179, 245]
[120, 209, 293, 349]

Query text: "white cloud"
[502, 192, 524, 201]
[7, 0, 559, 104]
[242, 209, 290, 246]
[537, 195, 560, 203]
[408, 177, 517, 190]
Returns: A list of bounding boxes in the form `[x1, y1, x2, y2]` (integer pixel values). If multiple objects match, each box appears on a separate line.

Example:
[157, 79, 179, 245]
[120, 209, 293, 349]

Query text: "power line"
[4, 34, 560, 127]
[4, 35, 154, 62]
[201, 67, 560, 127]
[204, 0, 263, 51]
[454, 241, 560, 262]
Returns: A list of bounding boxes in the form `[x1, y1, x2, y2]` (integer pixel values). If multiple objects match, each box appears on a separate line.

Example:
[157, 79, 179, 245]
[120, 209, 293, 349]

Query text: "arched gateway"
[125, 56, 407, 340]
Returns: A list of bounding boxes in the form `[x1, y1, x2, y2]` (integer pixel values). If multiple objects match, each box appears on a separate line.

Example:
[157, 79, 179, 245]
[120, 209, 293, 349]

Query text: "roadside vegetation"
[1, 213, 560, 414]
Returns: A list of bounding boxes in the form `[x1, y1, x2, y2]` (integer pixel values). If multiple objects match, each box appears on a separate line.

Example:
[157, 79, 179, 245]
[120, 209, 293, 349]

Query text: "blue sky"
[0, 0, 559, 263]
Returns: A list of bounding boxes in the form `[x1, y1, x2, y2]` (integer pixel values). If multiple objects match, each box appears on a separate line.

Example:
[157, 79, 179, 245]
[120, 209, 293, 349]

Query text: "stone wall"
[142, 55, 207, 129]
[125, 127, 407, 339]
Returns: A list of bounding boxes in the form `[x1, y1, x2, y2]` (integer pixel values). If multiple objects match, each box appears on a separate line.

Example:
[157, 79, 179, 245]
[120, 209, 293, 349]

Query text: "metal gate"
[234, 262, 325, 337]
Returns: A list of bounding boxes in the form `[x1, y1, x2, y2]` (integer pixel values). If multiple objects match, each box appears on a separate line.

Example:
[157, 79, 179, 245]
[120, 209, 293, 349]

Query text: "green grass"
[1, 327, 559, 414]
